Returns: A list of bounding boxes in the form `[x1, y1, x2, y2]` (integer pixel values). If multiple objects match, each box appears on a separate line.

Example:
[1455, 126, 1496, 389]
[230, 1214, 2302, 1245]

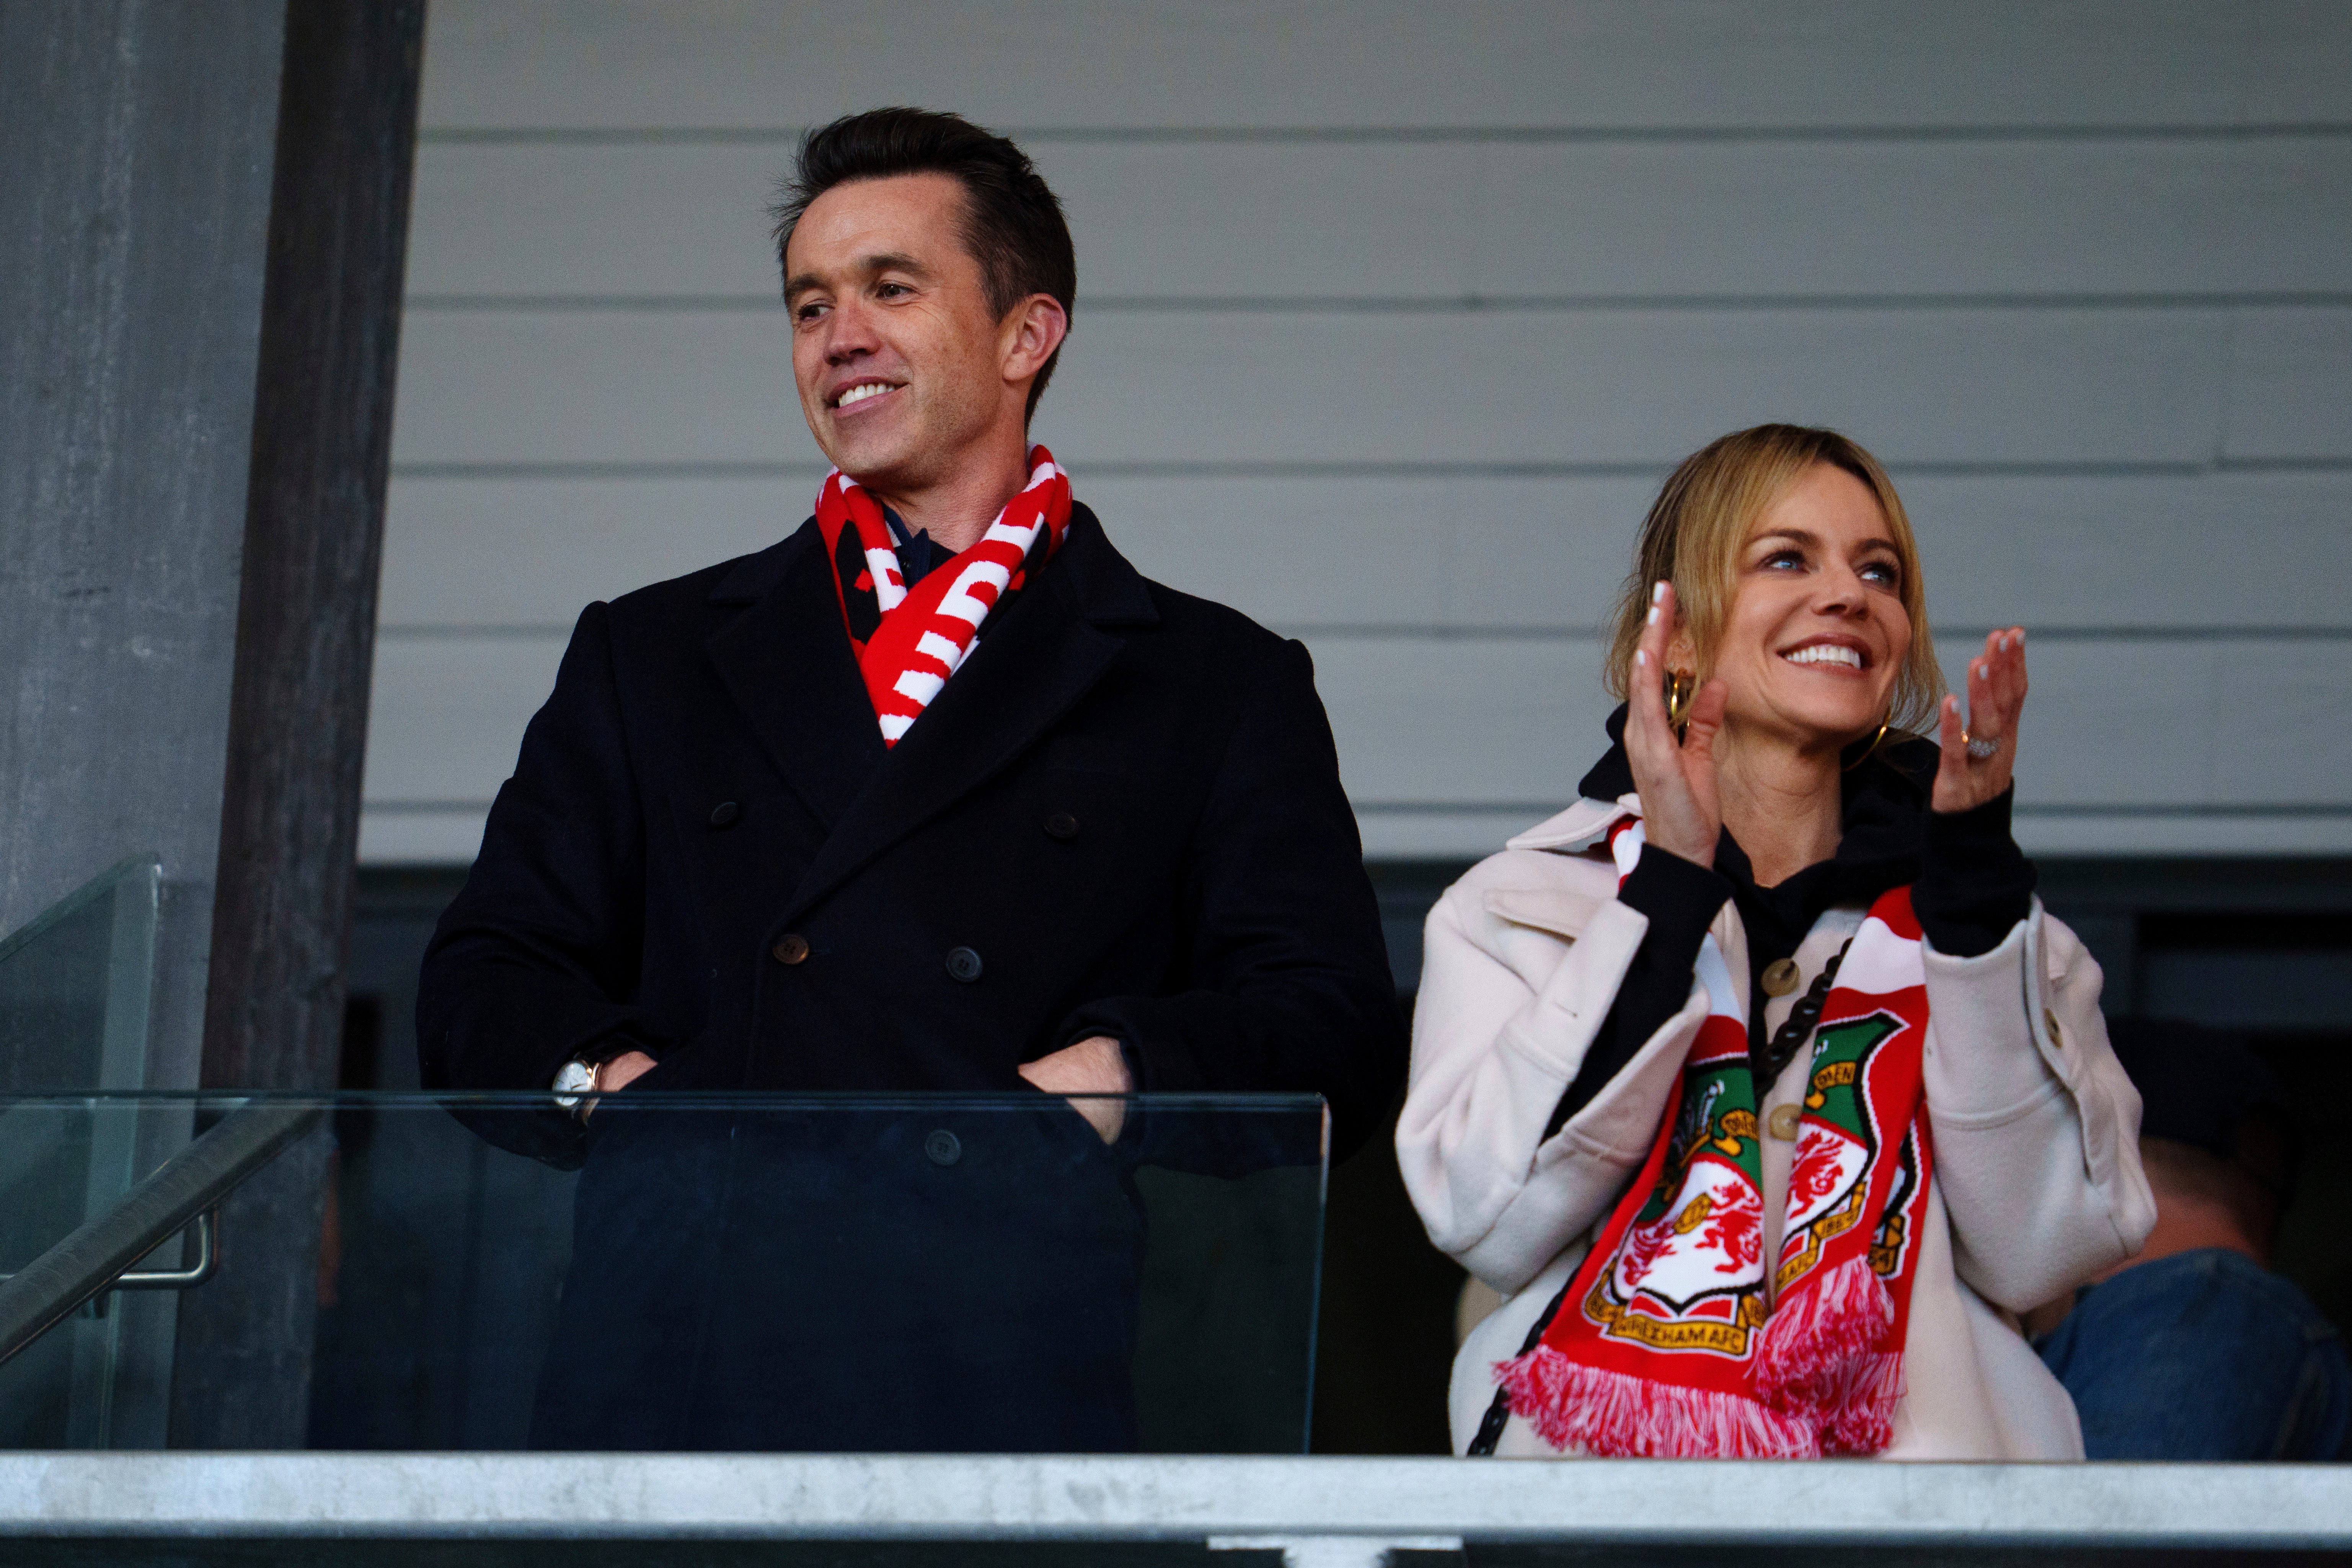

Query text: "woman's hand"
[1627, 581, 1729, 865]
[1933, 627, 2026, 814]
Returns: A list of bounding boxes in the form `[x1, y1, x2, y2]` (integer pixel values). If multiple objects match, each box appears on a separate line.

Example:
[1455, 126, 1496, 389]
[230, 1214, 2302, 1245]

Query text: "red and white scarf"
[814, 445, 1073, 745]
[1496, 817, 1937, 1457]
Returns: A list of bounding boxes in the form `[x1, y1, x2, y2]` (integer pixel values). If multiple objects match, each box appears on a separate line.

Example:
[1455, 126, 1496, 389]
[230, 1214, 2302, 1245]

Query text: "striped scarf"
[814, 446, 1073, 746]
[1496, 817, 1937, 1457]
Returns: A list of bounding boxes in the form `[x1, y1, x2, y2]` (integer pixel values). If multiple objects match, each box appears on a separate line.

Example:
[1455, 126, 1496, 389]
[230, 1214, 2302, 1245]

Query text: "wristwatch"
[552, 1056, 602, 1119]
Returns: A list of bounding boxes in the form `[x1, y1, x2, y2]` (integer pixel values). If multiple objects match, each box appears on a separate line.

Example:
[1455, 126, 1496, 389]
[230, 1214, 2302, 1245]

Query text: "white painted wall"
[367, 0, 2352, 863]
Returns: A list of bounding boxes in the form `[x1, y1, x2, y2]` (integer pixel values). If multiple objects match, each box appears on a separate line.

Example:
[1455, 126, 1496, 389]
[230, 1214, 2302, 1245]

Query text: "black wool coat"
[416, 503, 1406, 1151]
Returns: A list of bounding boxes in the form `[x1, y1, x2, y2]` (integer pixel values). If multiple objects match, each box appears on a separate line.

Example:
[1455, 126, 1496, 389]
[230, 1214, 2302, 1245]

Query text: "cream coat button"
[2045, 1008, 2065, 1048]
[1768, 1104, 1802, 1141]
[1762, 958, 1801, 998]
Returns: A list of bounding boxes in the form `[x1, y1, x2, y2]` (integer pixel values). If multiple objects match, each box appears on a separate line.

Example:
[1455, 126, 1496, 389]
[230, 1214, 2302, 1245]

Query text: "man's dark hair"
[773, 108, 1076, 423]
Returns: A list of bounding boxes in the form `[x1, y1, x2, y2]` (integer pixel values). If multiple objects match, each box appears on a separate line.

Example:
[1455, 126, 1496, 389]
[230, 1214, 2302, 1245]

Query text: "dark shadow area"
[2246, 1028, 2352, 1344]
[1309, 1074, 1465, 1455]
[1305, 864, 1479, 1454]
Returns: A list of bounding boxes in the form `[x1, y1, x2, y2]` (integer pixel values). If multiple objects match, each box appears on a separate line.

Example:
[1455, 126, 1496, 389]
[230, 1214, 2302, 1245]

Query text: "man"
[2031, 1017, 2348, 1460]
[417, 109, 1403, 1450]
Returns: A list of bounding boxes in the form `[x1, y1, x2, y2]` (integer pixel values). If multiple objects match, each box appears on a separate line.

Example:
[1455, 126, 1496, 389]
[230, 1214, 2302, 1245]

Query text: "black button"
[708, 801, 741, 829]
[944, 946, 983, 983]
[771, 933, 810, 965]
[924, 1130, 961, 1167]
[1044, 811, 1079, 840]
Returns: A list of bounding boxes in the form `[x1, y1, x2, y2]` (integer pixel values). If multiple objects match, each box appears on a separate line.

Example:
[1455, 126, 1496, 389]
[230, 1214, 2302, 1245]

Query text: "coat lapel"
[778, 504, 1155, 924]
[703, 521, 886, 832]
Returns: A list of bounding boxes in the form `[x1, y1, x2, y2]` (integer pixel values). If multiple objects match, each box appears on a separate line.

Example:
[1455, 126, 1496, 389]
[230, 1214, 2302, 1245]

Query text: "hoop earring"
[1664, 669, 1696, 739]
[1843, 718, 1891, 772]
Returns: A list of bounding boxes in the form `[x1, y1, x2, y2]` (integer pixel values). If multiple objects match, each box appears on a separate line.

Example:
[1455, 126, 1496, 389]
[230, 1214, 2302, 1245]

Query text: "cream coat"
[1398, 795, 2158, 1460]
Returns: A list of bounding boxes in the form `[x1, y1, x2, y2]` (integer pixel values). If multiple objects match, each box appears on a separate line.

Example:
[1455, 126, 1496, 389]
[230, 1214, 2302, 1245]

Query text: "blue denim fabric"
[2036, 1247, 2351, 1461]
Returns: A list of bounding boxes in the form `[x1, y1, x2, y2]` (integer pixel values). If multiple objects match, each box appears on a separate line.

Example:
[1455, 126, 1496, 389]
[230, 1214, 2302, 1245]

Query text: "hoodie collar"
[1507, 703, 1941, 856]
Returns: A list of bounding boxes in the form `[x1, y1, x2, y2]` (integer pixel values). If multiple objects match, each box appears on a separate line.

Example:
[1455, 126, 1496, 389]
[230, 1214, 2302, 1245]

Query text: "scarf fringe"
[1495, 1344, 1820, 1459]
[1754, 1254, 1895, 1416]
[1818, 1351, 1905, 1455]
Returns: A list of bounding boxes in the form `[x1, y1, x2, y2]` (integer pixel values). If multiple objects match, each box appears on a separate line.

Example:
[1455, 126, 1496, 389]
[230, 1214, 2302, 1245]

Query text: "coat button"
[771, 933, 810, 965]
[1761, 958, 1801, 997]
[708, 801, 741, 829]
[2044, 1008, 2065, 1048]
[1768, 1104, 1802, 1141]
[924, 1130, 962, 1167]
[1044, 811, 1080, 840]
[944, 946, 984, 983]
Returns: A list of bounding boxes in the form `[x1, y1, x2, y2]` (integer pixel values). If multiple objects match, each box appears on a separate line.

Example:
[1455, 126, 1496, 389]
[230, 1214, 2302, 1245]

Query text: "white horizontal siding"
[416, 0, 2352, 131]
[2226, 310, 2352, 458]
[369, 2, 2352, 863]
[382, 470, 2352, 634]
[395, 306, 2293, 468]
[408, 137, 2352, 303]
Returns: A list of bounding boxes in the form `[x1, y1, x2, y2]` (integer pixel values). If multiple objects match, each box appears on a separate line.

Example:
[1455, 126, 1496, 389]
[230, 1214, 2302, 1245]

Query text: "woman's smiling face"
[1680, 461, 1913, 752]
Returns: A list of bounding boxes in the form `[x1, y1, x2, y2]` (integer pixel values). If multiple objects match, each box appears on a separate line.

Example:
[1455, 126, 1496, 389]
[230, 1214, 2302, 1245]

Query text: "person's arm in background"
[1046, 637, 1408, 1162]
[416, 602, 669, 1158]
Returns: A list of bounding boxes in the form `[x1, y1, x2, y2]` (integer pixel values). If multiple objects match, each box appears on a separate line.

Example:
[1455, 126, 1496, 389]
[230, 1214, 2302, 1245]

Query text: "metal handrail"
[0, 1209, 217, 1293]
[0, 1103, 320, 1367]
[110, 1207, 219, 1289]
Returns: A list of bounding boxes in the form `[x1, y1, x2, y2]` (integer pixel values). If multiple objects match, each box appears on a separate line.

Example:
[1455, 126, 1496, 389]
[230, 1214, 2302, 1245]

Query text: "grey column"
[0, 0, 290, 1095]
[169, 0, 426, 1449]
[1, 0, 424, 1449]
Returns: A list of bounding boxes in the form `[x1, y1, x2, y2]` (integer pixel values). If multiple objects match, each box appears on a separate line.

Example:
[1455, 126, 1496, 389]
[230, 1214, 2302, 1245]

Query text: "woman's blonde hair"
[1603, 423, 1945, 736]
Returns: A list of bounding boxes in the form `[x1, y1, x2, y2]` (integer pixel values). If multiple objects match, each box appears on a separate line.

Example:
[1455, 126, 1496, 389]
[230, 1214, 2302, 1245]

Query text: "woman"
[1398, 424, 2154, 1460]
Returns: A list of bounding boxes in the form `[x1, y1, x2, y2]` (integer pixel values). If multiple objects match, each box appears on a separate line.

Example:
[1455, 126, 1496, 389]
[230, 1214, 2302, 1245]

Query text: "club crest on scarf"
[1494, 817, 1936, 1458]
[814, 445, 1073, 745]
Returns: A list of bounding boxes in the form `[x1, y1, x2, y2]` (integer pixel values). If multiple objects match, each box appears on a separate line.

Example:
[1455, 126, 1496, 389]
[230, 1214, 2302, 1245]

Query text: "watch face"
[553, 1061, 596, 1102]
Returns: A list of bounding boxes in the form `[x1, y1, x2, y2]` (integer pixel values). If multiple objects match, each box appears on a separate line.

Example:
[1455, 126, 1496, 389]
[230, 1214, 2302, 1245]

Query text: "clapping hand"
[1933, 628, 2026, 814]
[1626, 582, 1729, 866]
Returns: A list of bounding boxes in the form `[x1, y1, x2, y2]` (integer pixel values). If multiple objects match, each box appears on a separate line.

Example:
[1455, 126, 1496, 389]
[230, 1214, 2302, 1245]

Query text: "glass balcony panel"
[0, 1091, 1327, 1454]
[0, 858, 168, 1448]
[0, 855, 161, 1095]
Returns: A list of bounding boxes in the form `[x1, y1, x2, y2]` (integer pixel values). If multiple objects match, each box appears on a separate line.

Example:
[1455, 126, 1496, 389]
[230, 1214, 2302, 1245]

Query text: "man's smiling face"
[784, 172, 1013, 492]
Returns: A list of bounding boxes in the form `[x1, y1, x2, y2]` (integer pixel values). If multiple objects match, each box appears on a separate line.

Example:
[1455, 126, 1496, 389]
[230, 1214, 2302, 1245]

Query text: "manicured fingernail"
[1652, 581, 1667, 604]
[1635, 649, 1649, 668]
[1646, 606, 1659, 625]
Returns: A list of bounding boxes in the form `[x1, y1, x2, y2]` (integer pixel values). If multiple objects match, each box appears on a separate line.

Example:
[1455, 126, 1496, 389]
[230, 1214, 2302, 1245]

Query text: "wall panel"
[408, 137, 2352, 303]
[370, 2, 2352, 862]
[2225, 310, 2352, 460]
[393, 306, 2251, 469]
[382, 470, 2352, 635]
[415, 1, 2347, 132]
